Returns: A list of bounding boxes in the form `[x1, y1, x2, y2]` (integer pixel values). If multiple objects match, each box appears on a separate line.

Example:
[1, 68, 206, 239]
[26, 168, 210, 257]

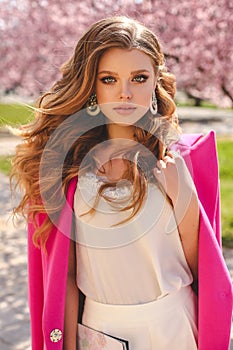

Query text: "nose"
[120, 82, 132, 101]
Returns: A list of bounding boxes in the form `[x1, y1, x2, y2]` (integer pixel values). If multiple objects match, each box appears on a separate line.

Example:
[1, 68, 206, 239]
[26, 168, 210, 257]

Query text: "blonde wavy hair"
[11, 16, 180, 248]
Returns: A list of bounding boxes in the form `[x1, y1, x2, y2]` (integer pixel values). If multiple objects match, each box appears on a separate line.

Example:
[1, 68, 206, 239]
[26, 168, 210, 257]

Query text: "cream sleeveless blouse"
[74, 172, 193, 305]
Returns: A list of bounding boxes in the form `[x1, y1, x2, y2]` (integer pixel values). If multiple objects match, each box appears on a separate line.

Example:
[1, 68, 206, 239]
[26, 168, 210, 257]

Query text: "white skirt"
[82, 286, 198, 350]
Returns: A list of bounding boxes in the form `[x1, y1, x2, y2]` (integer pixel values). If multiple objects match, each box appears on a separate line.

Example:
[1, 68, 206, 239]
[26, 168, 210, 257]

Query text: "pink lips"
[113, 104, 137, 115]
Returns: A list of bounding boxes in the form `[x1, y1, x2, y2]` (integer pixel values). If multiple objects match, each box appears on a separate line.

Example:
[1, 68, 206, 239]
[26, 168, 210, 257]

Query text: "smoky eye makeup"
[99, 76, 117, 84]
[132, 74, 149, 83]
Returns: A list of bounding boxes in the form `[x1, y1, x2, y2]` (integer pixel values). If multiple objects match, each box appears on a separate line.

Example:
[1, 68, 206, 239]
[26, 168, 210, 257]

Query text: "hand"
[153, 152, 197, 207]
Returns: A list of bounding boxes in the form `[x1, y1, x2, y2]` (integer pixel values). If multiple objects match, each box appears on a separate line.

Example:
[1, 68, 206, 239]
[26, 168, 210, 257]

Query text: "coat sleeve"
[28, 214, 46, 350]
[198, 202, 233, 350]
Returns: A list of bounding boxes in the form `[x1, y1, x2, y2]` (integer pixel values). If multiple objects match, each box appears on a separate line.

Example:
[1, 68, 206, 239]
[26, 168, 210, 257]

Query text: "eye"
[132, 74, 149, 83]
[100, 76, 116, 84]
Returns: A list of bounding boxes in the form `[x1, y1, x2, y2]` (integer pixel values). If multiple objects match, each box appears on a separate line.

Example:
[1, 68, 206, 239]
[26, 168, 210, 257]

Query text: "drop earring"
[150, 91, 158, 115]
[86, 93, 100, 116]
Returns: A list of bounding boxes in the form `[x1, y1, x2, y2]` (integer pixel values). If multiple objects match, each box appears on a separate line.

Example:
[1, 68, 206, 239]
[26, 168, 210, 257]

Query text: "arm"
[173, 187, 199, 280]
[63, 239, 79, 350]
[154, 153, 199, 279]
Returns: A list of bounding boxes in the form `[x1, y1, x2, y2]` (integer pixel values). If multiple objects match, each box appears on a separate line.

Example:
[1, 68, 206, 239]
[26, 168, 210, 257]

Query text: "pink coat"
[28, 130, 233, 349]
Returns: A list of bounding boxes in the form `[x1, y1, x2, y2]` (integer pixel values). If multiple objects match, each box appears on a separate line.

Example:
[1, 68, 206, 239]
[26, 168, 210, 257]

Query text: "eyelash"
[100, 76, 116, 84]
[132, 75, 149, 83]
[100, 75, 149, 84]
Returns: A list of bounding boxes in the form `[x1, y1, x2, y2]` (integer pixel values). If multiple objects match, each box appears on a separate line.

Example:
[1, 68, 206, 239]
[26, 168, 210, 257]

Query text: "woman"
[12, 16, 232, 350]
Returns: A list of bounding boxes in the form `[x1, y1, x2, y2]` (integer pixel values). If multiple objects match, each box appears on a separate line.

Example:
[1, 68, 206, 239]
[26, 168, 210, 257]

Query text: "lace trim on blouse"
[78, 172, 133, 200]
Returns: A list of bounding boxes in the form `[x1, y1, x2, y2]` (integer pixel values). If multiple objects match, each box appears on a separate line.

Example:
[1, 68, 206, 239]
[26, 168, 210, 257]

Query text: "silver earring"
[150, 91, 158, 115]
[86, 93, 100, 116]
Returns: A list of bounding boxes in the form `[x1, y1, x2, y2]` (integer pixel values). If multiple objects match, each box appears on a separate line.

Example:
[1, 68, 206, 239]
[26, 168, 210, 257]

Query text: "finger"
[153, 165, 163, 177]
[157, 159, 166, 169]
[162, 155, 175, 164]
[153, 160, 167, 178]
[165, 151, 174, 158]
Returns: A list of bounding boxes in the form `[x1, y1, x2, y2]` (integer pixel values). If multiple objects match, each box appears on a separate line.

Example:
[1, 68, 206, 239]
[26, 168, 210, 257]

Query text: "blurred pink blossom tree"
[1, 0, 232, 107]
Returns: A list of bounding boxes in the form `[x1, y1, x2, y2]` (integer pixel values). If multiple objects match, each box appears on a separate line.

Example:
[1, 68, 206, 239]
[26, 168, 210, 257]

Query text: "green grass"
[217, 139, 233, 247]
[0, 156, 12, 176]
[0, 103, 34, 127]
[176, 101, 219, 109]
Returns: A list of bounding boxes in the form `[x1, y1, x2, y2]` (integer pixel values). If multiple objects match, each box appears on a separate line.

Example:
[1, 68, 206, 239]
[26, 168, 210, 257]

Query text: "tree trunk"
[194, 97, 202, 107]
[221, 83, 233, 108]
[186, 92, 203, 107]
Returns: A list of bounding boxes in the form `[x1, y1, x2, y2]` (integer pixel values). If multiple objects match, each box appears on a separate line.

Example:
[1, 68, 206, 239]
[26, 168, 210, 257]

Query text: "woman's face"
[96, 48, 157, 126]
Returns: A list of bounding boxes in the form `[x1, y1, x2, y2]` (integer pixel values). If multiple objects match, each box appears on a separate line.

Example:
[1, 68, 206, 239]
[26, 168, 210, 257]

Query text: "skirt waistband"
[83, 286, 195, 322]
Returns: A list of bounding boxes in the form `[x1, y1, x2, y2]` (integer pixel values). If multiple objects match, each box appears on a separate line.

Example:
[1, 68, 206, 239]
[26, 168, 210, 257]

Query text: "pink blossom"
[1, 0, 232, 106]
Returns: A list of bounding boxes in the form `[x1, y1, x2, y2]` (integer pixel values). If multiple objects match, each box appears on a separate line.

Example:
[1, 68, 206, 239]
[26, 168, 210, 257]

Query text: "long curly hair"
[11, 16, 180, 248]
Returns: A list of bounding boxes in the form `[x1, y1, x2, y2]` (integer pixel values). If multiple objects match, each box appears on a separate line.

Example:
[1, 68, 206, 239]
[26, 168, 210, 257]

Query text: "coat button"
[50, 329, 62, 342]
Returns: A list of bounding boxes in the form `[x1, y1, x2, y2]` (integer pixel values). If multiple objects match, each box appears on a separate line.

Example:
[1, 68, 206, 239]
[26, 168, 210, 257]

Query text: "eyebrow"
[97, 69, 151, 75]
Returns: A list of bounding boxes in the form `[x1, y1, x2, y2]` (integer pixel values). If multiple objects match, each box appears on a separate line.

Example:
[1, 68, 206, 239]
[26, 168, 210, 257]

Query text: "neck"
[107, 123, 135, 140]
